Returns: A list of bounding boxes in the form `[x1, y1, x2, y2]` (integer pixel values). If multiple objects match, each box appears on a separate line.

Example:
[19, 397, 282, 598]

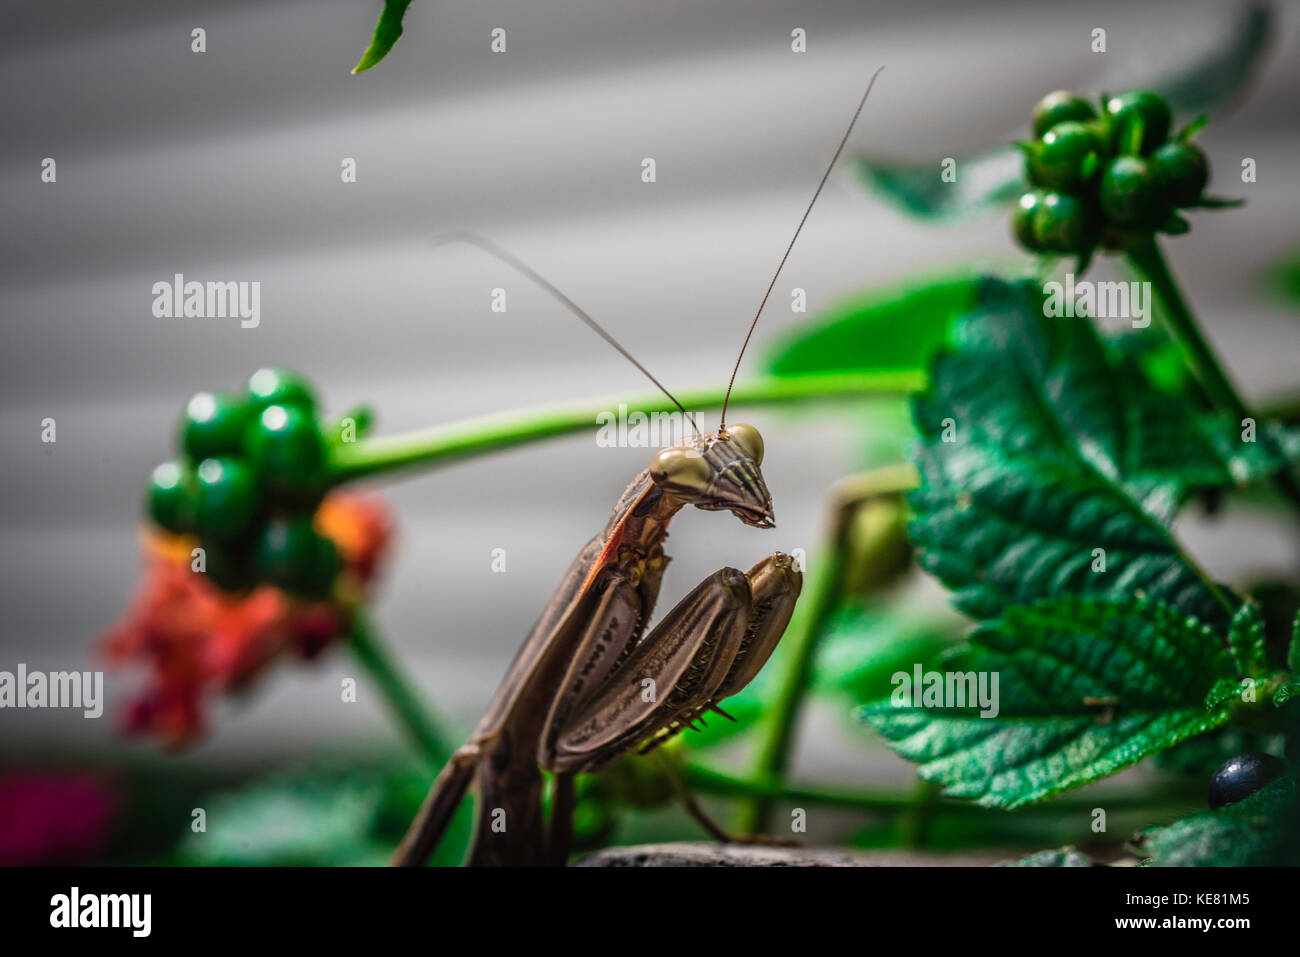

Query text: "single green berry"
[1028, 121, 1105, 191]
[1104, 90, 1172, 154]
[1208, 752, 1285, 810]
[1151, 141, 1209, 206]
[1031, 90, 1097, 138]
[1013, 191, 1045, 251]
[247, 367, 318, 415]
[1032, 191, 1098, 254]
[146, 459, 196, 534]
[199, 539, 257, 593]
[245, 404, 328, 505]
[193, 457, 260, 539]
[1099, 155, 1169, 229]
[181, 391, 253, 461]
[255, 518, 340, 599]
[253, 516, 318, 589]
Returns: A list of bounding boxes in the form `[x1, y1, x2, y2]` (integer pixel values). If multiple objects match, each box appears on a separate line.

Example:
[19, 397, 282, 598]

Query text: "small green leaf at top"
[353, 0, 415, 74]
[858, 595, 1239, 809]
[1131, 771, 1298, 866]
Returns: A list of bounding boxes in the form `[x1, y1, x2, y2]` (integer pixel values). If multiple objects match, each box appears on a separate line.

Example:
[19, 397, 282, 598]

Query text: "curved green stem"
[683, 762, 1193, 815]
[1126, 236, 1300, 516]
[347, 612, 450, 765]
[330, 371, 923, 483]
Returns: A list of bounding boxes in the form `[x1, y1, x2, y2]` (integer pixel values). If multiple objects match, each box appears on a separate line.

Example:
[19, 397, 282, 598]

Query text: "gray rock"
[575, 842, 1002, 867]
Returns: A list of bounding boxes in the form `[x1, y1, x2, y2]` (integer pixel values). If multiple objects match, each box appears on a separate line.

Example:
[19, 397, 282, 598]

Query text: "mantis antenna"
[430, 231, 701, 437]
[718, 66, 885, 431]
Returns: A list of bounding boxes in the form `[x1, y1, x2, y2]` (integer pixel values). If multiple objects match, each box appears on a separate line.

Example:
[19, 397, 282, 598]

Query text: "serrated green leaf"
[1228, 602, 1267, 675]
[854, 4, 1270, 219]
[352, 0, 415, 74]
[1133, 773, 1299, 866]
[1276, 682, 1300, 708]
[908, 277, 1268, 627]
[1005, 848, 1092, 867]
[765, 273, 979, 378]
[859, 596, 1238, 808]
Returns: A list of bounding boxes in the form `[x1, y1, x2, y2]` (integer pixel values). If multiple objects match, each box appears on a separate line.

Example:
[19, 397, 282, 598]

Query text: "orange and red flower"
[101, 493, 393, 747]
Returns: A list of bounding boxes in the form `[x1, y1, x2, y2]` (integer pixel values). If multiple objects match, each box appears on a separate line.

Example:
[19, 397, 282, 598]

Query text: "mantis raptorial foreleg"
[461, 554, 801, 866]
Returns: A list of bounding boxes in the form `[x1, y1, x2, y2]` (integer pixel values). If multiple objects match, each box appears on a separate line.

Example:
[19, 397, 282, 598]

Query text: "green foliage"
[906, 277, 1280, 627]
[765, 273, 981, 378]
[852, 4, 1271, 219]
[812, 605, 959, 706]
[171, 761, 471, 867]
[352, 0, 415, 74]
[1228, 602, 1267, 675]
[860, 596, 1239, 808]
[1132, 772, 1299, 865]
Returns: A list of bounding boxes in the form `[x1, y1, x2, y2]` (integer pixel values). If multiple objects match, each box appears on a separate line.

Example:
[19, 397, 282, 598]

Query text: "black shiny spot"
[1208, 752, 1285, 810]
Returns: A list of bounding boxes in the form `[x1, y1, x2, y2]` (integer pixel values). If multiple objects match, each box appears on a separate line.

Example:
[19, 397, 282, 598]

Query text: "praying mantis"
[393, 70, 883, 866]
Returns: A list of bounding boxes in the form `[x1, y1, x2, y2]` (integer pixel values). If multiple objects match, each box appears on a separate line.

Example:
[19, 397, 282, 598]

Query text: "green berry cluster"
[145, 367, 343, 598]
[1014, 89, 1227, 264]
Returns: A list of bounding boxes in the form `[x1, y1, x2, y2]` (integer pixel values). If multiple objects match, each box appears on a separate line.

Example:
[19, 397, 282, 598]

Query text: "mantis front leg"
[532, 554, 802, 863]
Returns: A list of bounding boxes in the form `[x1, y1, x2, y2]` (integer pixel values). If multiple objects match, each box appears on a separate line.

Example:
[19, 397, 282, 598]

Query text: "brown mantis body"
[393, 70, 882, 866]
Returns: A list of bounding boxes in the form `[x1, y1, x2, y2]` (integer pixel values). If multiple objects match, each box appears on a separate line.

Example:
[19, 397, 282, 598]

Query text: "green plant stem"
[1127, 236, 1300, 516]
[682, 762, 1193, 815]
[347, 612, 450, 765]
[330, 371, 923, 483]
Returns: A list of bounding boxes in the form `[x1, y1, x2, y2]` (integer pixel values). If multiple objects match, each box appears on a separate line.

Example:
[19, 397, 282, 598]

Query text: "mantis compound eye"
[723, 422, 764, 465]
[649, 446, 713, 496]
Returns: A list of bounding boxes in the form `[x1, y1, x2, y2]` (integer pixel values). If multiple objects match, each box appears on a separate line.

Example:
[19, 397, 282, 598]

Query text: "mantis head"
[648, 423, 773, 528]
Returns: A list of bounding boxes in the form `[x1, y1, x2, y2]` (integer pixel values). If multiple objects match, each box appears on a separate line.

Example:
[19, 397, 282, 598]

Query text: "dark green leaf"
[859, 596, 1238, 808]
[854, 4, 1271, 218]
[1275, 682, 1300, 707]
[353, 0, 415, 74]
[1132, 772, 1299, 866]
[765, 273, 979, 377]
[908, 277, 1257, 627]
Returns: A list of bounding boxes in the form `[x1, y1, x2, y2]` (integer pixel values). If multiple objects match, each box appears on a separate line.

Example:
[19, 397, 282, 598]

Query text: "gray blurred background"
[3, 0, 1299, 788]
